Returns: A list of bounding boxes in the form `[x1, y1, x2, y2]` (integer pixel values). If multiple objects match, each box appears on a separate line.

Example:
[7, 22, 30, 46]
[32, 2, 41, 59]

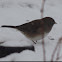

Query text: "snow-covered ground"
[0, 0, 62, 61]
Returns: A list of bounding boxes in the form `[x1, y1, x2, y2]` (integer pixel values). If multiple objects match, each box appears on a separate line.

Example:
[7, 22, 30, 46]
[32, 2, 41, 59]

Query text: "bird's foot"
[32, 41, 36, 44]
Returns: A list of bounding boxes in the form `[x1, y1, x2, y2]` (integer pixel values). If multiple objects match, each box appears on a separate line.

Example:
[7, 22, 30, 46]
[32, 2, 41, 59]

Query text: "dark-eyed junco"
[1, 17, 56, 44]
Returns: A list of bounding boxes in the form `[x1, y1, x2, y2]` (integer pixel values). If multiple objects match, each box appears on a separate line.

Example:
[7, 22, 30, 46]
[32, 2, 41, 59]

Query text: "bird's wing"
[17, 20, 44, 33]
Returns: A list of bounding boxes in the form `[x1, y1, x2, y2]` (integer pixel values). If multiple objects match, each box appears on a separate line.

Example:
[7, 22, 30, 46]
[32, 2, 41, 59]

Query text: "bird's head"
[42, 17, 57, 26]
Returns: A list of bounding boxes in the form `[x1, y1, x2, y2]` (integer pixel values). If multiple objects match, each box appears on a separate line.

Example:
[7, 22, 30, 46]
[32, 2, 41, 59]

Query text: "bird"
[1, 17, 56, 44]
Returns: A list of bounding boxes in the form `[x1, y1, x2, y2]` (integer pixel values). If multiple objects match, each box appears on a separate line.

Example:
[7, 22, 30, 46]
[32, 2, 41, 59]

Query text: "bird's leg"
[36, 40, 37, 42]
[32, 40, 36, 44]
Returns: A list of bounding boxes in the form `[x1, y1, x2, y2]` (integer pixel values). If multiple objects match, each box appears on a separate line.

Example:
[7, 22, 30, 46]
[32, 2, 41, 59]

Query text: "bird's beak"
[55, 22, 57, 24]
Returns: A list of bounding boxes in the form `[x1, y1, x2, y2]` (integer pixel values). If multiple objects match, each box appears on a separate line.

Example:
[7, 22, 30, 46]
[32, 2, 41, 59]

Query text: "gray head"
[42, 17, 56, 27]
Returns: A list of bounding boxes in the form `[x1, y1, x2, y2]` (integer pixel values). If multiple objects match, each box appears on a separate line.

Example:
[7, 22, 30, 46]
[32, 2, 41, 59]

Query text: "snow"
[0, 0, 62, 61]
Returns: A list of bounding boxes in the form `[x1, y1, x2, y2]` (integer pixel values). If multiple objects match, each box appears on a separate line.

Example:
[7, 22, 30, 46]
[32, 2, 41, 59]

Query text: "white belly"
[29, 33, 48, 41]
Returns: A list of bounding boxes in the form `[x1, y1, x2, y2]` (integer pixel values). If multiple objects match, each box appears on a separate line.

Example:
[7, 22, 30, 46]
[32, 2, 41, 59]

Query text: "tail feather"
[1, 25, 16, 28]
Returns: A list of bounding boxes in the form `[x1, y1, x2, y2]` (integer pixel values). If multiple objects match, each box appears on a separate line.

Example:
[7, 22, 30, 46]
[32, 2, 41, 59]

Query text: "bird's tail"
[1, 25, 16, 28]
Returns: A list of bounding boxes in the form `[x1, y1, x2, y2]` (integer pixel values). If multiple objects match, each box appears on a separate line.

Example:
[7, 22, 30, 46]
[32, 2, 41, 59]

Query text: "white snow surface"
[0, 0, 62, 61]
